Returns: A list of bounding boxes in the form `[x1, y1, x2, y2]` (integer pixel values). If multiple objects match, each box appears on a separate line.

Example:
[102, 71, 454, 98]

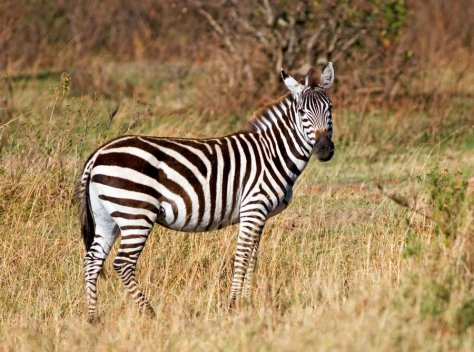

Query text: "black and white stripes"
[78, 63, 335, 323]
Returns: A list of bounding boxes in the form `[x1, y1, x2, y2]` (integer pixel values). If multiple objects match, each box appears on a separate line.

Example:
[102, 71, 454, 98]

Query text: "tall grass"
[0, 64, 473, 351]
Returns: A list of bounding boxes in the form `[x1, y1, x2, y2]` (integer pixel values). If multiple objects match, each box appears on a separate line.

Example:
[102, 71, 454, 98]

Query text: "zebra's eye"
[298, 109, 305, 116]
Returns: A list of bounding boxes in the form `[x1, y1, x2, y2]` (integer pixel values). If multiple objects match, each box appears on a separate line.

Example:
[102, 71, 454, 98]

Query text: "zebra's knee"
[84, 251, 102, 270]
[84, 250, 95, 262]
[112, 258, 124, 274]
[113, 257, 134, 276]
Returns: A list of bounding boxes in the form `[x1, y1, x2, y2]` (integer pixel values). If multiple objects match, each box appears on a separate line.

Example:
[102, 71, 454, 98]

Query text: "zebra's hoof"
[87, 315, 102, 325]
[143, 306, 156, 319]
[228, 299, 239, 312]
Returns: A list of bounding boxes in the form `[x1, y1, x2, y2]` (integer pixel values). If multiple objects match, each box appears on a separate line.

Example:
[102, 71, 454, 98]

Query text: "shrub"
[424, 168, 471, 245]
[456, 297, 474, 332]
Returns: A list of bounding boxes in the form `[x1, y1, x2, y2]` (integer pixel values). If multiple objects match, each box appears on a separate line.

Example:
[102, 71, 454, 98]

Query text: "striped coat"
[78, 64, 335, 323]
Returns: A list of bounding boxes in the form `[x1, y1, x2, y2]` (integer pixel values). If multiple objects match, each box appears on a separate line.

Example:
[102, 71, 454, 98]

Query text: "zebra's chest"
[267, 187, 294, 218]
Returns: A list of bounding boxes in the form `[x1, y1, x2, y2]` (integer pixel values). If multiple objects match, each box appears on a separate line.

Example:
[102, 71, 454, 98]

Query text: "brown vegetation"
[1, 1, 473, 108]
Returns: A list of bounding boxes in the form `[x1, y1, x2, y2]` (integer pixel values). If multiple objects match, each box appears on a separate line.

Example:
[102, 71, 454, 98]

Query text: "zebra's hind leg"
[229, 216, 265, 309]
[84, 223, 118, 324]
[113, 226, 155, 318]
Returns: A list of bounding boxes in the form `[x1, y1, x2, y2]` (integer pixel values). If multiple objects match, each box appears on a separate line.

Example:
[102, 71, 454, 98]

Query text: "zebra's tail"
[76, 157, 95, 252]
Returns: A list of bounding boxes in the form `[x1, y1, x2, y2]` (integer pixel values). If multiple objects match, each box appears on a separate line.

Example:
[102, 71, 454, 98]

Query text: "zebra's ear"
[281, 68, 305, 98]
[320, 62, 334, 89]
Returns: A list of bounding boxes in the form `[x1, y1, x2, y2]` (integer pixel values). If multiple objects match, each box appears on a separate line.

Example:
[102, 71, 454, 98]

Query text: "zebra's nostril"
[314, 136, 334, 162]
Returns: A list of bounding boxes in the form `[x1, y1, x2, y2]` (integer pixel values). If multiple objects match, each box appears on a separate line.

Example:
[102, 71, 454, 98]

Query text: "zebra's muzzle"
[313, 135, 334, 162]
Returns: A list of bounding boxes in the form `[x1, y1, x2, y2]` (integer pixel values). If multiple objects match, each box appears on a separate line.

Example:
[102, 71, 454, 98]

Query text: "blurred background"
[1, 0, 473, 115]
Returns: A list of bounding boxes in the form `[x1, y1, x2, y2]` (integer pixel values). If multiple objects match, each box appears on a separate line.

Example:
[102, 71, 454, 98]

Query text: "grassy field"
[0, 63, 473, 351]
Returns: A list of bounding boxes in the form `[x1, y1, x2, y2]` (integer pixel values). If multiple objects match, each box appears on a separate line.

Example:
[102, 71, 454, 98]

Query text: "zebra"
[77, 63, 335, 323]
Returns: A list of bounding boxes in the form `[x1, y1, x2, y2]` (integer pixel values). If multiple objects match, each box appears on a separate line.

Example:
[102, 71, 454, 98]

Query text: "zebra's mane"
[244, 92, 292, 133]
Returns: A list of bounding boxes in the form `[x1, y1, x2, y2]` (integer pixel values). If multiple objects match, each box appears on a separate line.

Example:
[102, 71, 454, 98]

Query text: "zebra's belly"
[157, 219, 239, 232]
[155, 202, 240, 232]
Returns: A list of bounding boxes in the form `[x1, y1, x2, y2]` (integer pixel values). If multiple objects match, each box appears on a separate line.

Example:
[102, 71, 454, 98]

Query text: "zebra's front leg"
[229, 217, 265, 309]
[242, 240, 260, 300]
[113, 230, 155, 318]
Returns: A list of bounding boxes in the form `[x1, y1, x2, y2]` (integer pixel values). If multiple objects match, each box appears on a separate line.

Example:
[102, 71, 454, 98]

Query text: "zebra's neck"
[245, 94, 292, 133]
[242, 94, 313, 182]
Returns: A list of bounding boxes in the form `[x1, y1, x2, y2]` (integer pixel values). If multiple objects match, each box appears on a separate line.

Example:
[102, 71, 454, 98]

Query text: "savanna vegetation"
[0, 1, 473, 350]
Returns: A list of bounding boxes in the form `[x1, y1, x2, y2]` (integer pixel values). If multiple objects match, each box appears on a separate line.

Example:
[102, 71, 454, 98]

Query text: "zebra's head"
[281, 63, 335, 162]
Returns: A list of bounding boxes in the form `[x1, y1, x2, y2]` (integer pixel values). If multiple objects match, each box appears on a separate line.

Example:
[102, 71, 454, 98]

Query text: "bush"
[456, 297, 474, 332]
[424, 168, 472, 245]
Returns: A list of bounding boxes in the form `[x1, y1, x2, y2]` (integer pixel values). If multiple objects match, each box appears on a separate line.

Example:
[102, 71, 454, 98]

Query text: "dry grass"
[0, 64, 473, 351]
